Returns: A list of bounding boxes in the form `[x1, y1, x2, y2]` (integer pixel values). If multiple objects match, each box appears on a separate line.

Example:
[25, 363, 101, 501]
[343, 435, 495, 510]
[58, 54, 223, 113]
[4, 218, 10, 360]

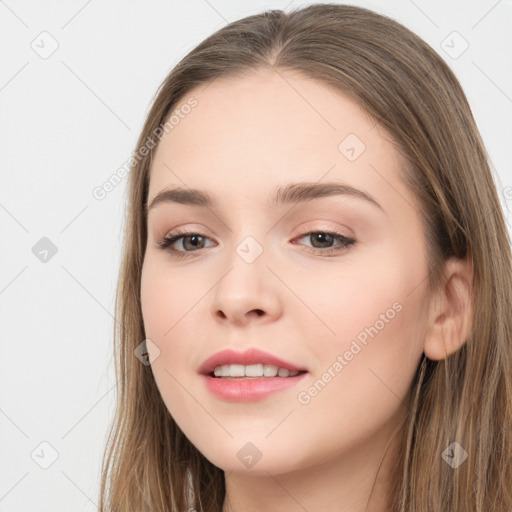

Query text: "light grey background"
[0, 1, 511, 510]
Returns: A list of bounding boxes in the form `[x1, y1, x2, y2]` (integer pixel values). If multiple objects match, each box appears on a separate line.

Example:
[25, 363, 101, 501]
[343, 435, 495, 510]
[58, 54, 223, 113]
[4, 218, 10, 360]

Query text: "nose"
[210, 242, 283, 326]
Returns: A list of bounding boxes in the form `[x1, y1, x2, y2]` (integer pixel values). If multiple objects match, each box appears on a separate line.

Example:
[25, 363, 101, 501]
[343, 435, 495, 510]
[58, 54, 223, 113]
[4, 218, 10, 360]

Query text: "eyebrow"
[145, 181, 384, 213]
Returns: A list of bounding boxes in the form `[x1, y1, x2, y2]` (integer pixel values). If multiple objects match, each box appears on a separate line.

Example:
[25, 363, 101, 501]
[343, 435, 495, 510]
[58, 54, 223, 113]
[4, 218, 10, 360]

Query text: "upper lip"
[198, 348, 308, 375]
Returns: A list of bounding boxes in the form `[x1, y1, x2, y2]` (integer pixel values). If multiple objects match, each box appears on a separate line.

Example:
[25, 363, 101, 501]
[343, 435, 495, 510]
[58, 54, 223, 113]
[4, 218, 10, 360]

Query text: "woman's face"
[140, 68, 430, 476]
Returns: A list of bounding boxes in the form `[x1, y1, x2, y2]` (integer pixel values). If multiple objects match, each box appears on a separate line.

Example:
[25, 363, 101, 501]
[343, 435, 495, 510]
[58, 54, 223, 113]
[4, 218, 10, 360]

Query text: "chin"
[196, 439, 309, 476]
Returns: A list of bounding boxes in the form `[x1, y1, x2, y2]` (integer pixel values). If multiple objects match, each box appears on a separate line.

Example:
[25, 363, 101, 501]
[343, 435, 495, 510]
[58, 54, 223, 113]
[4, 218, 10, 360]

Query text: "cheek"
[288, 249, 420, 350]
[141, 256, 205, 341]
[301, 244, 427, 399]
[140, 258, 205, 425]
[288, 277, 425, 463]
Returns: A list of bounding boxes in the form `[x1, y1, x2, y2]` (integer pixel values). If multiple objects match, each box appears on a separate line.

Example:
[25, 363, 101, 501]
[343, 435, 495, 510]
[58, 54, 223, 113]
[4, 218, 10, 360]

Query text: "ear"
[423, 256, 473, 361]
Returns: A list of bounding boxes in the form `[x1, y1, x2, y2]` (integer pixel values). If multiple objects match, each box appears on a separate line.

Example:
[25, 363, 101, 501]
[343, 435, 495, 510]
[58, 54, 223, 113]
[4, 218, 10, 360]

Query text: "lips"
[198, 347, 307, 376]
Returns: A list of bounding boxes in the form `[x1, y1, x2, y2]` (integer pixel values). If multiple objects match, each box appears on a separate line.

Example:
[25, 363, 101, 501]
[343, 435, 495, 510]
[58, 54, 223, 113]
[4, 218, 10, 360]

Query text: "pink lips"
[198, 348, 308, 402]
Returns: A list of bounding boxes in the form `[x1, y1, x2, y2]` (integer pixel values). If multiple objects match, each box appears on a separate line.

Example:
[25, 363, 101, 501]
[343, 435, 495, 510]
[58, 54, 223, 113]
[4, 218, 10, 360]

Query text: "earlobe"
[423, 257, 473, 361]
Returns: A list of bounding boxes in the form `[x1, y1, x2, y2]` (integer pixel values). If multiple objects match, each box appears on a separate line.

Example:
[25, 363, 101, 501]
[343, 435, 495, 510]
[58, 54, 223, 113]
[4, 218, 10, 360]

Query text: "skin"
[140, 67, 473, 511]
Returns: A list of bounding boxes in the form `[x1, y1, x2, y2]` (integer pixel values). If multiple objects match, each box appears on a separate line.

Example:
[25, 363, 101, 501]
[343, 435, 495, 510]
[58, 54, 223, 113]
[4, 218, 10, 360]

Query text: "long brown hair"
[99, 4, 512, 511]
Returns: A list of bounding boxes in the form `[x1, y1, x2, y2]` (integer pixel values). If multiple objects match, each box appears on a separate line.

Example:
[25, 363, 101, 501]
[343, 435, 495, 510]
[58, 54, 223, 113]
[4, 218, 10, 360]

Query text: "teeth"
[213, 364, 300, 378]
[263, 364, 277, 377]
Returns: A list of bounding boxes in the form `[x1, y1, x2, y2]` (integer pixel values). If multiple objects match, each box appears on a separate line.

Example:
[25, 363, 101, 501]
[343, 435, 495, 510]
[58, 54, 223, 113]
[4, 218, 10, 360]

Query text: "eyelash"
[154, 226, 356, 259]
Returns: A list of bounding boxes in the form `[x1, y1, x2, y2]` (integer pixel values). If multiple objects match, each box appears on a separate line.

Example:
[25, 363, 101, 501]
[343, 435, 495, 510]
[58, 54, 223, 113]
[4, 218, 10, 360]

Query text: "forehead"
[147, 68, 413, 213]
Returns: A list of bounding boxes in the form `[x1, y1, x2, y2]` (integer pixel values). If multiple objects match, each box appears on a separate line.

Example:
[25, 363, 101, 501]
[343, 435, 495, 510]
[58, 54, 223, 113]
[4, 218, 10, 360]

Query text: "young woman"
[99, 4, 512, 511]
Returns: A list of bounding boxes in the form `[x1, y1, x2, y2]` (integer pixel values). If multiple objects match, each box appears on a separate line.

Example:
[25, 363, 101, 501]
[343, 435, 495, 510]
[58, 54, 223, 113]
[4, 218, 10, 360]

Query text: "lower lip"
[201, 373, 308, 402]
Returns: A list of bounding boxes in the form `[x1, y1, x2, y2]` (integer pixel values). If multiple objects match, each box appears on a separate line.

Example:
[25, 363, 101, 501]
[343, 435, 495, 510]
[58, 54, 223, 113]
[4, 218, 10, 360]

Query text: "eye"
[293, 230, 356, 256]
[154, 228, 356, 259]
[154, 228, 215, 259]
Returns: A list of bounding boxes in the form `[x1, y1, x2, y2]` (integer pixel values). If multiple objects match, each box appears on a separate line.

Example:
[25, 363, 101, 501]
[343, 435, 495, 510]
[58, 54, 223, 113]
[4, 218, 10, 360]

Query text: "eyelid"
[295, 221, 354, 239]
[158, 221, 353, 244]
